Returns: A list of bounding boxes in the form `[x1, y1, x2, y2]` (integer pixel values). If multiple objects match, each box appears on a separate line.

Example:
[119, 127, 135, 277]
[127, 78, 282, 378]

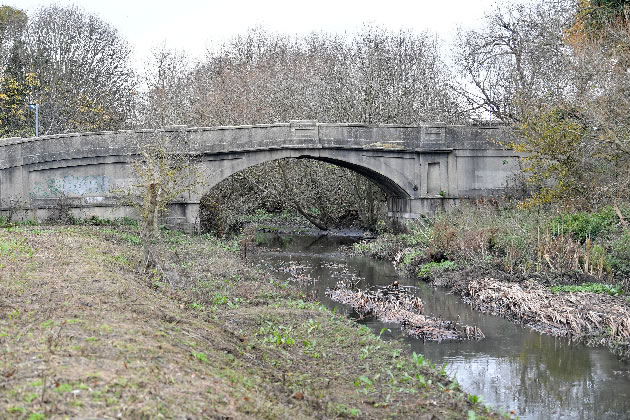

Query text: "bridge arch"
[199, 149, 412, 201]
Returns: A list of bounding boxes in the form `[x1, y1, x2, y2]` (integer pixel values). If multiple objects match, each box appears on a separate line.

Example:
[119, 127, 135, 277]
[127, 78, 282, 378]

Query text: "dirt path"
[0, 226, 498, 419]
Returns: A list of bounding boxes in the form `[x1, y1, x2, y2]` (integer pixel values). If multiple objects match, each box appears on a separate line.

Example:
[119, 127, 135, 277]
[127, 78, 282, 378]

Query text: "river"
[253, 232, 630, 420]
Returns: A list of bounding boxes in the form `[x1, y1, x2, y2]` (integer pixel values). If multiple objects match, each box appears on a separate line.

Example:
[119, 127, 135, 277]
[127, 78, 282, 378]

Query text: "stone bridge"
[0, 121, 520, 231]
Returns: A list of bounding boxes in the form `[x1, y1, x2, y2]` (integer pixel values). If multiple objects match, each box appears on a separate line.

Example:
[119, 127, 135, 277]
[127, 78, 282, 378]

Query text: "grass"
[417, 260, 457, 279]
[0, 224, 497, 419]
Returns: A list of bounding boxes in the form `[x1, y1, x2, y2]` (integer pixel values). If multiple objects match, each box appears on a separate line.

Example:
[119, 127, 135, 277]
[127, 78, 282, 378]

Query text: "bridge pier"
[166, 202, 200, 233]
[387, 197, 459, 220]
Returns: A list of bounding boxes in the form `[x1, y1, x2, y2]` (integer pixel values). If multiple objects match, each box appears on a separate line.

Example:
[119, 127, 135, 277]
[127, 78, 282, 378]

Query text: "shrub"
[550, 206, 626, 242]
[608, 232, 630, 277]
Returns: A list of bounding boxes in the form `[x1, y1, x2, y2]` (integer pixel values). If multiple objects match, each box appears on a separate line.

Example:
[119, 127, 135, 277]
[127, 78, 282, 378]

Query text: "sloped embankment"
[0, 225, 498, 419]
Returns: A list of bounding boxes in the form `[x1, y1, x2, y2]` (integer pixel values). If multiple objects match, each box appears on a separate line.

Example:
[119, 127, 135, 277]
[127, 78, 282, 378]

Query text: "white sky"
[6, 0, 497, 69]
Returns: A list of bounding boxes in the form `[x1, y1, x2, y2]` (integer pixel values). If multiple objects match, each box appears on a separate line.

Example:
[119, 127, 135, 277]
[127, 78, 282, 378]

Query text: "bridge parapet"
[0, 121, 513, 170]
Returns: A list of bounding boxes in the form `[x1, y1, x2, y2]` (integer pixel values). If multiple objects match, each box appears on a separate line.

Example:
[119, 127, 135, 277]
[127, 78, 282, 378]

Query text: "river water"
[253, 233, 630, 420]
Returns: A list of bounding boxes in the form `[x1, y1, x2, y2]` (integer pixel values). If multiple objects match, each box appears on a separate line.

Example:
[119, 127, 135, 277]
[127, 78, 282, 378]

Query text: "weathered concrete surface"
[0, 121, 521, 230]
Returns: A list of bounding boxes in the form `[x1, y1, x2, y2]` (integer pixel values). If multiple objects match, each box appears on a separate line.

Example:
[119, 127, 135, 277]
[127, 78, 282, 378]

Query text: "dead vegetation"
[326, 281, 485, 342]
[439, 274, 630, 358]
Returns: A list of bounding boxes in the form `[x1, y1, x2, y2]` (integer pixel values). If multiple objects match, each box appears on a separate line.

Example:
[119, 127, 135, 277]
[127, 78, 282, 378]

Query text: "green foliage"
[513, 106, 589, 207]
[0, 73, 39, 138]
[550, 206, 624, 242]
[551, 282, 622, 296]
[192, 352, 208, 363]
[257, 322, 296, 347]
[417, 260, 457, 279]
[411, 352, 426, 367]
[608, 232, 630, 276]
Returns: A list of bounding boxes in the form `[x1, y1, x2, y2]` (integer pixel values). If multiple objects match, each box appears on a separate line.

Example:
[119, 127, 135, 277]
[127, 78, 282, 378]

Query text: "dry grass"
[0, 225, 498, 419]
[453, 277, 630, 357]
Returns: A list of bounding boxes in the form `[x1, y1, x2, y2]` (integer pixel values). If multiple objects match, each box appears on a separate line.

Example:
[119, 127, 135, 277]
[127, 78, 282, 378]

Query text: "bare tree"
[25, 5, 136, 134]
[138, 45, 194, 128]
[455, 0, 575, 122]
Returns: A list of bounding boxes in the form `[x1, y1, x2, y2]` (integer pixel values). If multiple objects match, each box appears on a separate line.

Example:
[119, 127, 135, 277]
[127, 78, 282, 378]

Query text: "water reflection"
[254, 233, 630, 420]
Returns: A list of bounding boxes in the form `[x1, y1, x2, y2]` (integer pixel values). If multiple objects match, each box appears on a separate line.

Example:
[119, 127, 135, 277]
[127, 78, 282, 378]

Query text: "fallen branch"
[326, 282, 484, 342]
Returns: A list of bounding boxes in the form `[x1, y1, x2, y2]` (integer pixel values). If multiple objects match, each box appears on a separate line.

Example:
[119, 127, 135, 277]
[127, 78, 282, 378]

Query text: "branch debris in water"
[326, 281, 484, 342]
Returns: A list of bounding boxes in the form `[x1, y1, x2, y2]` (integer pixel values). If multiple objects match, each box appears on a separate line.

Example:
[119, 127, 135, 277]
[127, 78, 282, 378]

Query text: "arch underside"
[203, 149, 413, 200]
[297, 156, 410, 199]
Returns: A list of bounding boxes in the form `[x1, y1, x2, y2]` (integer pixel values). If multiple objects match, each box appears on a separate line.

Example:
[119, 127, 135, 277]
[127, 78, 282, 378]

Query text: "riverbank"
[352, 204, 630, 359]
[0, 223, 500, 419]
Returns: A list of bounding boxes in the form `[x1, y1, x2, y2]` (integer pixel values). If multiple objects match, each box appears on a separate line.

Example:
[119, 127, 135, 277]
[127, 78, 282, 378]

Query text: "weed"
[54, 383, 72, 392]
[412, 352, 426, 367]
[26, 413, 45, 420]
[468, 393, 482, 404]
[23, 393, 38, 403]
[193, 352, 208, 362]
[354, 375, 376, 394]
[7, 406, 25, 414]
[212, 293, 228, 305]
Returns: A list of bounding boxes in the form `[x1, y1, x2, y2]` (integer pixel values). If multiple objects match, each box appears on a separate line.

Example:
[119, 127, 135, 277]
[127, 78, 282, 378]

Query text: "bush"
[550, 206, 626, 242]
[608, 232, 630, 277]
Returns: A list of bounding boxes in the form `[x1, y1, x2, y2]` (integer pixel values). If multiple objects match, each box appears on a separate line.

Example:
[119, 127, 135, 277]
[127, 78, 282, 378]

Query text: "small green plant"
[257, 323, 295, 347]
[190, 302, 204, 310]
[212, 293, 228, 305]
[417, 260, 457, 279]
[193, 352, 208, 362]
[412, 351, 426, 367]
[354, 375, 376, 394]
[468, 393, 482, 404]
[23, 393, 39, 403]
[27, 413, 45, 420]
[54, 383, 72, 392]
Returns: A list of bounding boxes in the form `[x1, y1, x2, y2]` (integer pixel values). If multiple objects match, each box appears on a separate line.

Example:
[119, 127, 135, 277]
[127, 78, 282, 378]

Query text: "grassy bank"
[353, 204, 630, 358]
[0, 223, 499, 419]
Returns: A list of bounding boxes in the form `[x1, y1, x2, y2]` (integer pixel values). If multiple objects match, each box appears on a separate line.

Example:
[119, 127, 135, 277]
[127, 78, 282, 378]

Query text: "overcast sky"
[6, 0, 497, 68]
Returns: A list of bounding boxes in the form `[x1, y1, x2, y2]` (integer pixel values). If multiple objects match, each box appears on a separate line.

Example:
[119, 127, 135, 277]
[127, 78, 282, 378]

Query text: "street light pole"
[27, 103, 39, 136]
